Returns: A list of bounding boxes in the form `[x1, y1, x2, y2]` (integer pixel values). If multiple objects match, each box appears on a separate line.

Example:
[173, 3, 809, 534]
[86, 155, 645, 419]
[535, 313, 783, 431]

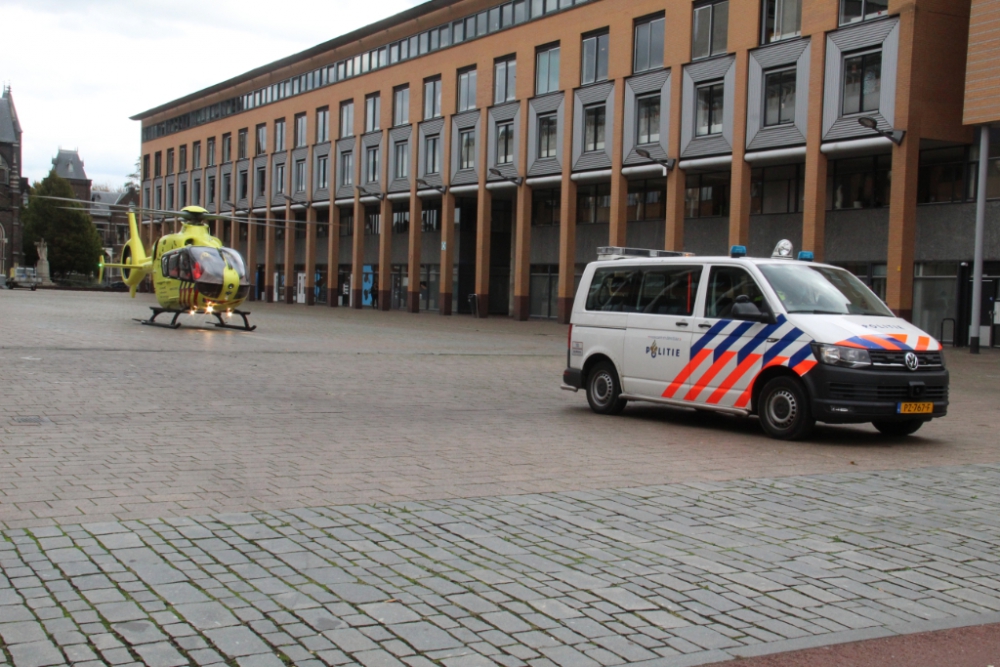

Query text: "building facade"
[0, 86, 25, 275]
[134, 0, 994, 341]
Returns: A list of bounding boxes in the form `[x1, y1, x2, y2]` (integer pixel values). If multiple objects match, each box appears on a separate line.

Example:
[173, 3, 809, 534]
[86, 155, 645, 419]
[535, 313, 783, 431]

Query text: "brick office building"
[133, 0, 994, 338]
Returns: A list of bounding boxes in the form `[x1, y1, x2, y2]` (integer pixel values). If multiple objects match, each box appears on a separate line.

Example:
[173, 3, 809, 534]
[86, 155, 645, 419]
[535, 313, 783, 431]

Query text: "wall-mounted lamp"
[858, 116, 905, 146]
[636, 148, 676, 172]
[355, 185, 384, 201]
[416, 178, 448, 195]
[488, 168, 524, 186]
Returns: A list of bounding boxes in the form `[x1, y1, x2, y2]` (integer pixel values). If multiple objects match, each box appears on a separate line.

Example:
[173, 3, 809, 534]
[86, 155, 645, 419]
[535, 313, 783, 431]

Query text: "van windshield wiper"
[786, 309, 846, 315]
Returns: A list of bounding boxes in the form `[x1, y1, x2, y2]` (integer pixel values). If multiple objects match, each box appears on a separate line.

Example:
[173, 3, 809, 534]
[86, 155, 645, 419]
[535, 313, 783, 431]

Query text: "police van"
[561, 242, 948, 440]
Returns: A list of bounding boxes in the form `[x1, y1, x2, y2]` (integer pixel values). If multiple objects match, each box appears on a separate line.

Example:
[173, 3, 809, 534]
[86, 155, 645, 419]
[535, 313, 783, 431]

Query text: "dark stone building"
[51, 149, 92, 202]
[0, 86, 25, 275]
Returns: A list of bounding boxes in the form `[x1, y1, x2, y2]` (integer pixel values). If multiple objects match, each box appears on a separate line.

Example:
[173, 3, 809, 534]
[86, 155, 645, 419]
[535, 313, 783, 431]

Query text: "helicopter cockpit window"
[167, 253, 180, 279]
[178, 252, 193, 281]
[189, 247, 227, 284]
[220, 248, 247, 280]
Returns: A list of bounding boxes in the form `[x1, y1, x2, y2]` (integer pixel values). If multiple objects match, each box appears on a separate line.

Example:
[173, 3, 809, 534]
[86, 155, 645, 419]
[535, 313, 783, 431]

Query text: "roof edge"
[130, 0, 463, 122]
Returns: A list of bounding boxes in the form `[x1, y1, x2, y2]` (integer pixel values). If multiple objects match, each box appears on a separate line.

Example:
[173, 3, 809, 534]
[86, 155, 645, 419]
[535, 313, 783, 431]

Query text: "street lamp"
[857, 116, 905, 146]
[488, 168, 524, 186]
[355, 185, 384, 201]
[416, 178, 447, 195]
[635, 148, 676, 172]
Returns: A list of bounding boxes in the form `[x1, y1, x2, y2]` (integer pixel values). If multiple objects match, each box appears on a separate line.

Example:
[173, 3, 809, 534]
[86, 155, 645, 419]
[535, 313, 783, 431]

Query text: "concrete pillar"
[328, 205, 340, 307]
[304, 206, 317, 305]
[407, 195, 423, 313]
[439, 192, 455, 315]
[512, 183, 532, 320]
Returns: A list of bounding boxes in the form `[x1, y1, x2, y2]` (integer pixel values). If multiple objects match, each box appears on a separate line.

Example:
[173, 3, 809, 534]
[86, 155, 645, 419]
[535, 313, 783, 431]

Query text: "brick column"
[247, 211, 258, 301]
[439, 192, 455, 315]
[512, 183, 532, 320]
[407, 194, 423, 313]
[283, 198, 295, 304]
[728, 56, 753, 249]
[304, 206, 317, 305]
[378, 195, 392, 311]
[351, 196, 364, 309]
[608, 73, 628, 248]
[665, 69, 686, 251]
[556, 82, 577, 325]
[473, 186, 492, 318]
[328, 205, 340, 307]
[801, 34, 829, 261]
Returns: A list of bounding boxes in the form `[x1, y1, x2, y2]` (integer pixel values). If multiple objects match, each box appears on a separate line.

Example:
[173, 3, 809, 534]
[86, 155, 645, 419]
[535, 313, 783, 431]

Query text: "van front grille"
[828, 383, 948, 402]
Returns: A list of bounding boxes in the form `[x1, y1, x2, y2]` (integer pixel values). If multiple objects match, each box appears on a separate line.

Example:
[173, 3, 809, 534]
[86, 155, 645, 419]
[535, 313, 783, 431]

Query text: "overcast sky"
[3, 0, 423, 188]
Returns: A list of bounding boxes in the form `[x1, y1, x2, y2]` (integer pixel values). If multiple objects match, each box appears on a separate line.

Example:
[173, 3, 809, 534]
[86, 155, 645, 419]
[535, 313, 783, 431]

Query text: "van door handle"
[698, 323, 712, 329]
[676, 321, 689, 327]
[767, 338, 779, 343]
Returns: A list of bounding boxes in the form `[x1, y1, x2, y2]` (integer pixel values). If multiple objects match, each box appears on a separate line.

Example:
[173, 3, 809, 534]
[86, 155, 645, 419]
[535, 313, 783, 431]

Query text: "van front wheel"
[758, 376, 815, 440]
[586, 361, 627, 415]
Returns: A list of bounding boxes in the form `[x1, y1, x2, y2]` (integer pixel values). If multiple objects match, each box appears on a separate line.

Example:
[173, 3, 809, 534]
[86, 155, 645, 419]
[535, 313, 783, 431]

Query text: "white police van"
[561, 242, 948, 440]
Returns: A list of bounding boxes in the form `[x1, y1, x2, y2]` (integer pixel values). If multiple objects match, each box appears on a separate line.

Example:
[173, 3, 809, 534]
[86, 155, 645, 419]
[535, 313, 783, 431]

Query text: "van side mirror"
[731, 295, 775, 324]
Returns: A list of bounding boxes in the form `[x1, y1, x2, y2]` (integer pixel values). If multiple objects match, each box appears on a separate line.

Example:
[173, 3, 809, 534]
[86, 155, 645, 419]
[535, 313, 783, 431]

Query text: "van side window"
[586, 268, 642, 311]
[637, 266, 702, 315]
[705, 266, 765, 319]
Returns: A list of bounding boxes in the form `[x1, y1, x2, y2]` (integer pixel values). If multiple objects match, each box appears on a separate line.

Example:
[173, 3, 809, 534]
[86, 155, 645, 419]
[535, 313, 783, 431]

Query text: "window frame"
[294, 114, 307, 148]
[580, 30, 610, 87]
[340, 100, 355, 139]
[691, 0, 729, 61]
[394, 140, 410, 180]
[366, 146, 380, 184]
[424, 77, 443, 120]
[365, 93, 381, 133]
[841, 49, 883, 117]
[633, 13, 665, 74]
[636, 94, 661, 145]
[763, 66, 797, 128]
[458, 68, 478, 113]
[317, 155, 330, 190]
[695, 81, 725, 137]
[496, 121, 515, 165]
[425, 135, 442, 174]
[494, 56, 517, 104]
[538, 114, 558, 159]
[294, 159, 306, 193]
[761, 0, 802, 45]
[459, 128, 476, 171]
[535, 44, 561, 96]
[256, 124, 267, 155]
[316, 107, 330, 143]
[393, 86, 410, 127]
[583, 104, 607, 153]
[839, 0, 889, 26]
[340, 151, 354, 186]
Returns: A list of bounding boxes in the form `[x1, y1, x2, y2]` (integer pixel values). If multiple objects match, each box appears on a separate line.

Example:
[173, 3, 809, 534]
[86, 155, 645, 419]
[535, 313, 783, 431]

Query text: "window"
[588, 266, 701, 315]
[274, 164, 285, 195]
[192, 178, 201, 206]
[538, 114, 558, 159]
[180, 181, 188, 207]
[393, 86, 409, 126]
[192, 142, 201, 170]
[460, 129, 476, 170]
[532, 188, 561, 226]
[706, 267, 765, 319]
[294, 114, 307, 148]
[692, 0, 729, 60]
[918, 147, 973, 204]
[424, 77, 442, 119]
[207, 138, 216, 166]
[207, 175, 216, 205]
[842, 51, 882, 116]
[340, 101, 355, 138]
[458, 69, 477, 112]
[762, 0, 801, 44]
[179, 145, 187, 172]
[425, 135, 441, 174]
[581, 32, 609, 86]
[495, 56, 517, 104]
[764, 68, 796, 127]
[274, 119, 286, 152]
[751, 164, 804, 214]
[155, 185, 163, 209]
[840, 0, 888, 25]
[394, 141, 409, 180]
[626, 179, 666, 221]
[696, 82, 725, 137]
[577, 183, 611, 223]
[166, 149, 175, 175]
[392, 208, 410, 234]
[256, 124, 267, 155]
[294, 159, 306, 193]
[536, 45, 561, 95]
[636, 95, 660, 145]
[634, 14, 665, 74]
[154, 152, 162, 177]
[340, 151, 354, 186]
[827, 155, 891, 210]
[685, 171, 730, 217]
[223, 173, 232, 203]
[583, 105, 606, 153]
[238, 170, 248, 200]
[365, 207, 381, 235]
[317, 155, 330, 190]
[167, 183, 175, 208]
[422, 200, 441, 231]
[224, 134, 233, 162]
[366, 146, 380, 183]
[142, 155, 150, 180]
[317, 107, 330, 143]
[339, 209, 354, 236]
[497, 122, 515, 165]
[365, 94, 381, 133]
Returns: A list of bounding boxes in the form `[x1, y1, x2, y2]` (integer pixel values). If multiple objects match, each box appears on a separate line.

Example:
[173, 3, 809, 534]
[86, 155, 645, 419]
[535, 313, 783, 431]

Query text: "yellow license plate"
[898, 402, 933, 414]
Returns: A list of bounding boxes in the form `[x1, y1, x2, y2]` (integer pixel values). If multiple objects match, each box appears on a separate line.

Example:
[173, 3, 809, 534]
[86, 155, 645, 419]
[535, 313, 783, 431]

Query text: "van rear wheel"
[586, 361, 627, 416]
[873, 419, 924, 436]
[758, 376, 815, 440]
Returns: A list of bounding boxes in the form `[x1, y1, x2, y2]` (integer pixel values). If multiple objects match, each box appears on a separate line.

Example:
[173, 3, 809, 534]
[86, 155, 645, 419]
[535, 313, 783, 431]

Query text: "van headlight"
[812, 343, 872, 369]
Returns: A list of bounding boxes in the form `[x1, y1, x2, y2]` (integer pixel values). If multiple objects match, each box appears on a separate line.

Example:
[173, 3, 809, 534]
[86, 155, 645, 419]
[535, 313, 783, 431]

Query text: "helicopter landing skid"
[209, 309, 257, 332]
[134, 308, 183, 329]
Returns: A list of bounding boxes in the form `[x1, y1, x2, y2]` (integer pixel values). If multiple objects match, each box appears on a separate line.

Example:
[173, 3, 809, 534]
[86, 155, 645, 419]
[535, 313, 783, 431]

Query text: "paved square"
[1, 290, 999, 666]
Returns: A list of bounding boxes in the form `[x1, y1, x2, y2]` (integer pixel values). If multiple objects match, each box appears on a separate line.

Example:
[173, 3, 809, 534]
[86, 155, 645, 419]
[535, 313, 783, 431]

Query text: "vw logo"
[904, 352, 919, 371]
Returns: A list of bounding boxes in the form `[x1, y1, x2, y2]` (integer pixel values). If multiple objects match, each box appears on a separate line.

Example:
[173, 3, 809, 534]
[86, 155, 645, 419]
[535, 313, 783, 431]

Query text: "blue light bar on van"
[798, 251, 814, 262]
[730, 245, 747, 258]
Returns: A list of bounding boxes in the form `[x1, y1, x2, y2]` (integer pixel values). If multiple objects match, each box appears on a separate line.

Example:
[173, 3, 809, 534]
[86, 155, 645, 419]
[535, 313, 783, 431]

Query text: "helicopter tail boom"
[113, 211, 152, 297]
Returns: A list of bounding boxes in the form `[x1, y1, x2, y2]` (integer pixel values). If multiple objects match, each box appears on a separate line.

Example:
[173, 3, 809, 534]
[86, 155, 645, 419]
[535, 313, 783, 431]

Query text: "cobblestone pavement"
[2, 290, 1000, 666]
[1, 465, 1000, 667]
[1, 290, 999, 528]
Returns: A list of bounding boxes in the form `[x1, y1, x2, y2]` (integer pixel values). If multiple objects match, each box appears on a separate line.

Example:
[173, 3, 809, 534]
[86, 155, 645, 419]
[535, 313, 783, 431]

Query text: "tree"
[22, 171, 104, 278]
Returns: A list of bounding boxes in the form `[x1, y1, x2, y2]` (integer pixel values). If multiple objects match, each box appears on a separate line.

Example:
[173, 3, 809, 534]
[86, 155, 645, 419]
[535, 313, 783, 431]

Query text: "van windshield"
[758, 264, 893, 317]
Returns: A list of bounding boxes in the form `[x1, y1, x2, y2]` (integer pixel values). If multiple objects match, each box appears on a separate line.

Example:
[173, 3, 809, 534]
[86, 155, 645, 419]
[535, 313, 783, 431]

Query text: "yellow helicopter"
[41, 197, 256, 331]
